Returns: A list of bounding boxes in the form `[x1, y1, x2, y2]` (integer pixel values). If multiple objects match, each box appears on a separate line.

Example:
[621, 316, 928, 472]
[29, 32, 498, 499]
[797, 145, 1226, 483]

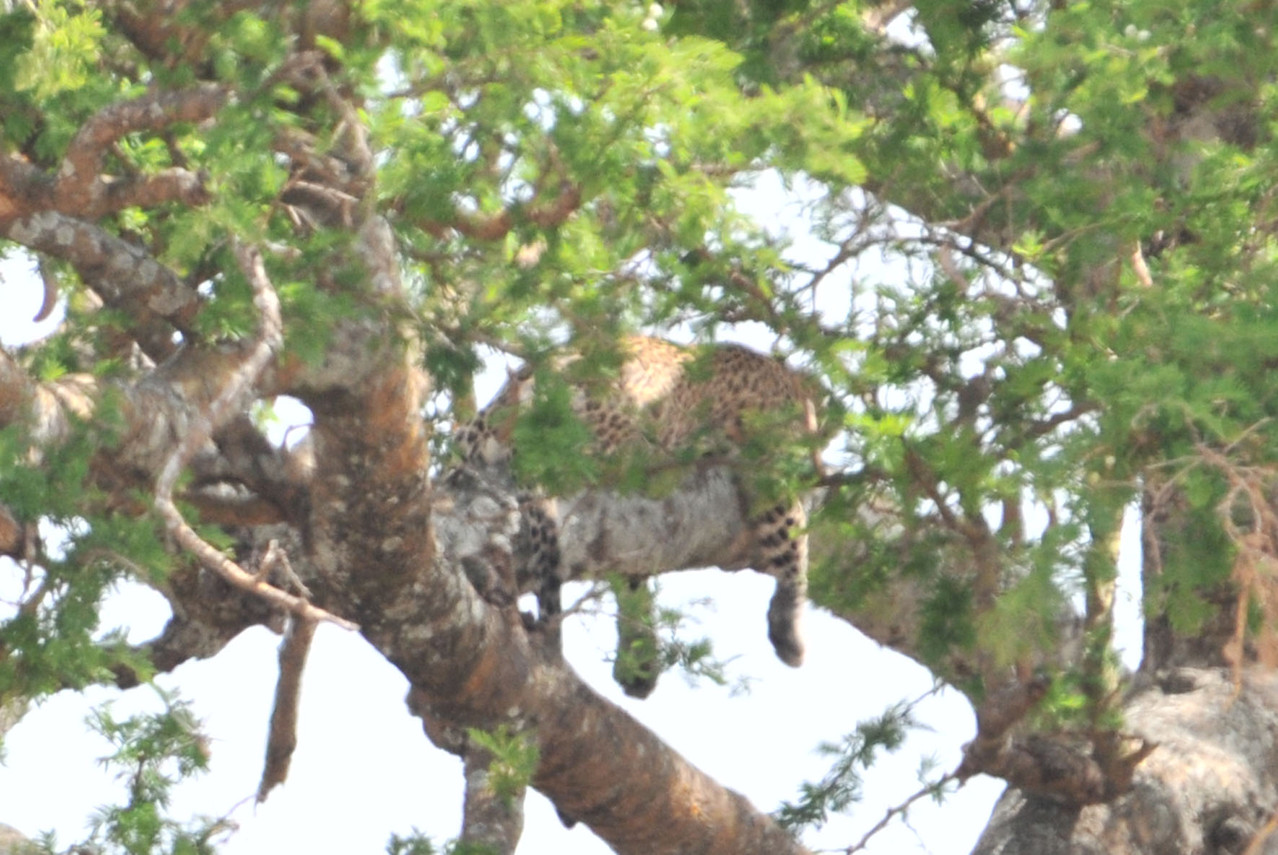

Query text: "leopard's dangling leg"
[754, 501, 808, 667]
[612, 577, 662, 698]
[518, 497, 565, 652]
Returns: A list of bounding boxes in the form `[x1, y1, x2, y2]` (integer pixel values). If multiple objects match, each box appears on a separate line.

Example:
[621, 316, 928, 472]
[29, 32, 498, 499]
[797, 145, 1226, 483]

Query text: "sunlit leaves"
[12, 0, 105, 100]
[374, 0, 866, 345]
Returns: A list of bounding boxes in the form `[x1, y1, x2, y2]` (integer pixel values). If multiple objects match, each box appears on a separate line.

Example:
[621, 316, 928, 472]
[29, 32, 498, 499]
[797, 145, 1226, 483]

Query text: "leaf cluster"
[466, 725, 540, 809]
[774, 701, 918, 832]
[64, 689, 225, 855]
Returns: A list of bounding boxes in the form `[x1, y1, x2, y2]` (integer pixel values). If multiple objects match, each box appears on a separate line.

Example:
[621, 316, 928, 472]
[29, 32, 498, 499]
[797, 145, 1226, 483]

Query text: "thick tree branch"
[57, 84, 226, 208]
[973, 668, 1278, 855]
[287, 215, 807, 854]
[1, 211, 200, 360]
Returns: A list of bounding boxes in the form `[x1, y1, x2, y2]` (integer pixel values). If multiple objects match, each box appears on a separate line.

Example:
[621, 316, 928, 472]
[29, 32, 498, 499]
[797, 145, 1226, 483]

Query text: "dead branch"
[152, 240, 353, 631]
[257, 613, 317, 802]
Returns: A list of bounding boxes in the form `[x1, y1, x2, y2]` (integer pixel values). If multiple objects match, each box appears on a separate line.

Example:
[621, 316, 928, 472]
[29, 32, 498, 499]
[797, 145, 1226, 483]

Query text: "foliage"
[466, 725, 540, 808]
[610, 579, 734, 692]
[81, 689, 223, 855]
[5, 0, 1278, 850]
[385, 829, 440, 855]
[383, 828, 501, 855]
[774, 700, 919, 832]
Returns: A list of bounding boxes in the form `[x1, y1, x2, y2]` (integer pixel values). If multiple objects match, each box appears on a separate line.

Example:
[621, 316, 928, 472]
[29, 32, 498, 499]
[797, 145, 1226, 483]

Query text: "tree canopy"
[3, 1, 1278, 854]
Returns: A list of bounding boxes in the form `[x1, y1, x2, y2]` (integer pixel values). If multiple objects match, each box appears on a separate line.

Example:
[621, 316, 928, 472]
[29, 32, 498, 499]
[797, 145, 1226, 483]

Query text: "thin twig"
[845, 772, 958, 854]
[152, 239, 355, 631]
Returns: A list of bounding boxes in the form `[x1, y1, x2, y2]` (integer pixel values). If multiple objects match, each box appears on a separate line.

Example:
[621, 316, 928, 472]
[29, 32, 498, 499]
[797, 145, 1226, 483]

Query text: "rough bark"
[973, 668, 1278, 855]
[302, 362, 808, 853]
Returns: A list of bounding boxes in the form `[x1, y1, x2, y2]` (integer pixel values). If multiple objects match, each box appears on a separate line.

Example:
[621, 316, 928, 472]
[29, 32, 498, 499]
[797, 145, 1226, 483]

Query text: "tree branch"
[414, 181, 582, 241]
[152, 240, 353, 631]
[2, 211, 200, 360]
[972, 669, 1278, 855]
[257, 613, 317, 803]
[55, 84, 226, 215]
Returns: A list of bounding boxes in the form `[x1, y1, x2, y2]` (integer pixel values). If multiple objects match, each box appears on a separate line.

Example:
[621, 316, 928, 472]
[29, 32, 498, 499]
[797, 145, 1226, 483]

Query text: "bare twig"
[152, 239, 355, 631]
[845, 772, 958, 853]
[1244, 809, 1278, 855]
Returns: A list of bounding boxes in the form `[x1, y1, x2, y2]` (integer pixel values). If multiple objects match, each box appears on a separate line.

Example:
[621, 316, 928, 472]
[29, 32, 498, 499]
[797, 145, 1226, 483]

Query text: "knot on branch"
[960, 675, 1157, 805]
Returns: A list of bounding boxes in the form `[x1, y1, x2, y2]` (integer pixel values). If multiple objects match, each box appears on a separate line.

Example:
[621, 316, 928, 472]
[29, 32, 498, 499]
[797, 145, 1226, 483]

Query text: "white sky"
[0, 175, 1145, 853]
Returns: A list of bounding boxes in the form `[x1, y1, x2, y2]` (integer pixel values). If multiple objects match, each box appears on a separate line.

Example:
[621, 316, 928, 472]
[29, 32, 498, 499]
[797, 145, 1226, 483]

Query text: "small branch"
[1129, 240, 1154, 288]
[1013, 401, 1100, 446]
[280, 179, 360, 228]
[153, 239, 354, 631]
[0, 154, 54, 223]
[34, 255, 59, 322]
[416, 181, 582, 241]
[845, 772, 958, 853]
[1244, 810, 1278, 855]
[181, 487, 290, 526]
[98, 167, 211, 214]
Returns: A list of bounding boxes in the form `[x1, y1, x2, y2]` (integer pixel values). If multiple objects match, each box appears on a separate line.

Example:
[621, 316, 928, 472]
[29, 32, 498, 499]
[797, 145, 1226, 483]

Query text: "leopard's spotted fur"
[455, 335, 826, 668]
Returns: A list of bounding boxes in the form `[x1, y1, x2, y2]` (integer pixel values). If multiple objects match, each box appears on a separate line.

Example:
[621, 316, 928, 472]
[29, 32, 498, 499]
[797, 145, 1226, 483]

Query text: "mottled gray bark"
[974, 668, 1278, 855]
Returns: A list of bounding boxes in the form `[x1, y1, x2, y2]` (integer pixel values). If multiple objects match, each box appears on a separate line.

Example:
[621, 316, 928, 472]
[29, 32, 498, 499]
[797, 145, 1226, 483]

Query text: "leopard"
[454, 334, 828, 672]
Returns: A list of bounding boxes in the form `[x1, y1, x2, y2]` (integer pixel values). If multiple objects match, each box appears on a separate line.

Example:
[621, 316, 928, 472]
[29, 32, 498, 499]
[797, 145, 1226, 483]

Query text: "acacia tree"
[3, 1, 1278, 854]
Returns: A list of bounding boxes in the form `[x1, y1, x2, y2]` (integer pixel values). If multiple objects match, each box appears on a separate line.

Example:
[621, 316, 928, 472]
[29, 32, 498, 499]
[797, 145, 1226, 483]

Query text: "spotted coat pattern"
[456, 335, 825, 667]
